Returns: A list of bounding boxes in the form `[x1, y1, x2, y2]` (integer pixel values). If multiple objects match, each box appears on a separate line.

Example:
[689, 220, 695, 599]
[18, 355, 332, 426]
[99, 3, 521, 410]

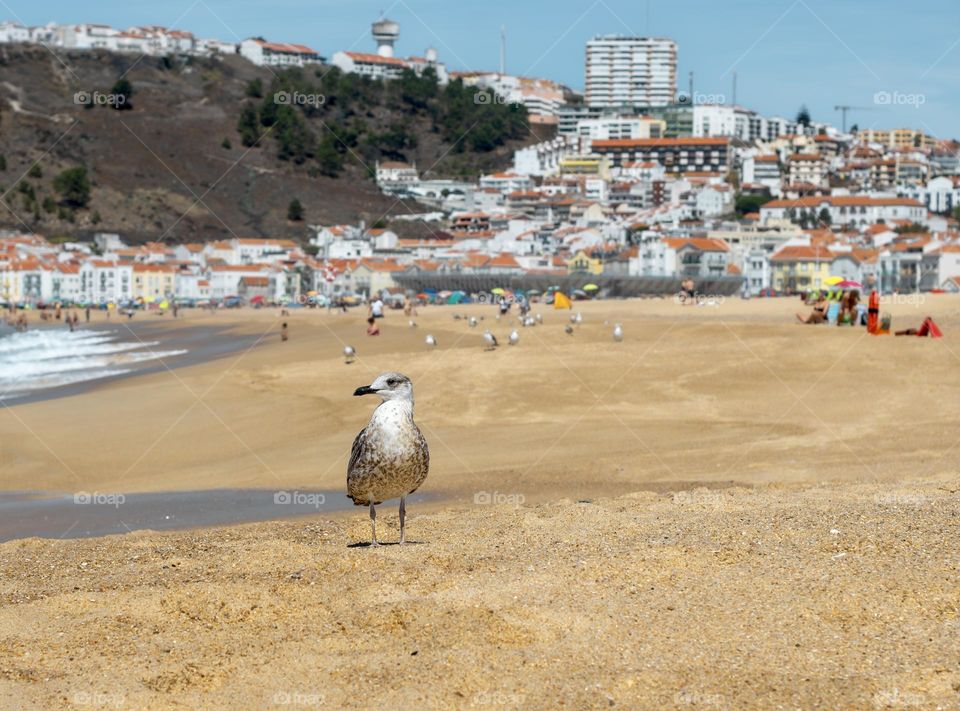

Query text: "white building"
[375, 161, 420, 195]
[760, 196, 925, 227]
[901, 176, 960, 215]
[585, 36, 677, 108]
[240, 38, 321, 67]
[479, 172, 534, 194]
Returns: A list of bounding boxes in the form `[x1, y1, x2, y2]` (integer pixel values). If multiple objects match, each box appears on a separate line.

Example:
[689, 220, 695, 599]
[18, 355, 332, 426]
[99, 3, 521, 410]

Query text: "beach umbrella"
[491, 287, 506, 295]
[250, 295, 266, 304]
[824, 276, 843, 286]
[583, 284, 600, 291]
[526, 289, 542, 296]
[838, 280, 863, 289]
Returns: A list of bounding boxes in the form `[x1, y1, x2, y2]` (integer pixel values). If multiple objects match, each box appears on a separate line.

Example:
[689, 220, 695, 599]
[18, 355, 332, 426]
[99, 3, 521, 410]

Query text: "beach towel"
[826, 302, 840, 325]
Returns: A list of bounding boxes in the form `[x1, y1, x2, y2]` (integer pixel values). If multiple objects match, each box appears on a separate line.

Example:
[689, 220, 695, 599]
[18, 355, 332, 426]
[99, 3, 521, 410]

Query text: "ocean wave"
[0, 328, 188, 398]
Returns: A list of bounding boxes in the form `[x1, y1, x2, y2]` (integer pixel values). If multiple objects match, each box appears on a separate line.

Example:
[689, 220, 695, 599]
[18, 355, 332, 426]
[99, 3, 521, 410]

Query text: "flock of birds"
[342, 309, 624, 363]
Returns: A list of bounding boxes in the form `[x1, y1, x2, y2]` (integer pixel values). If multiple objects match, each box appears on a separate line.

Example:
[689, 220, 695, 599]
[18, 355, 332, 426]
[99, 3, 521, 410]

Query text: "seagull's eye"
[387, 378, 399, 387]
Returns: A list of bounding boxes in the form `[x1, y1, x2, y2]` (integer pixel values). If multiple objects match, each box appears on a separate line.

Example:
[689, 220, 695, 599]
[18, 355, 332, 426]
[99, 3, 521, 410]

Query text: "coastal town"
[1, 15, 959, 305]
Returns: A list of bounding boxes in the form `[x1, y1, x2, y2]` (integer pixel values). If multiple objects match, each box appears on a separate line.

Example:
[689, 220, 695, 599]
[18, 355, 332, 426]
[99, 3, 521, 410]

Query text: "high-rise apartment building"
[585, 36, 677, 108]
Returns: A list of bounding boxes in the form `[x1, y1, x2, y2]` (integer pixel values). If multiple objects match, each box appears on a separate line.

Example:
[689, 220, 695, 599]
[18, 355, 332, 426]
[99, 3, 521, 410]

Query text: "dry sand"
[1, 296, 960, 709]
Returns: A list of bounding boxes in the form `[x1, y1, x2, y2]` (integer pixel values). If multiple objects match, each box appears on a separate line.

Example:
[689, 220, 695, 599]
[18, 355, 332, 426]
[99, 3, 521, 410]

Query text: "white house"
[240, 38, 322, 67]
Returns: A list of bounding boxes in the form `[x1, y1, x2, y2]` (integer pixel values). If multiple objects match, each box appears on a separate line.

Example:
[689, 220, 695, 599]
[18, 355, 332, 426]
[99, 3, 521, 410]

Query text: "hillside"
[0, 45, 545, 243]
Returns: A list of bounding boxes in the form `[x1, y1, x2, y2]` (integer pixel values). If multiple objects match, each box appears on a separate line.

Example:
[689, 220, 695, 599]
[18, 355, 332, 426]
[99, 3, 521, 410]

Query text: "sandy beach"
[2, 296, 960, 708]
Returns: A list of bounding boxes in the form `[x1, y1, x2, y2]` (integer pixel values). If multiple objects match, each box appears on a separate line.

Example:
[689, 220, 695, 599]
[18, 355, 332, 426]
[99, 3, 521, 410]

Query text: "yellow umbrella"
[824, 276, 843, 286]
[583, 284, 600, 291]
[159, 300, 169, 310]
[491, 288, 505, 295]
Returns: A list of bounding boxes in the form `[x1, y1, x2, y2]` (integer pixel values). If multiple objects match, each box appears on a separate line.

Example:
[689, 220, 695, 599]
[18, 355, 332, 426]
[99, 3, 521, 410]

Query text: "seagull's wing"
[348, 427, 366, 476]
[346, 427, 368, 505]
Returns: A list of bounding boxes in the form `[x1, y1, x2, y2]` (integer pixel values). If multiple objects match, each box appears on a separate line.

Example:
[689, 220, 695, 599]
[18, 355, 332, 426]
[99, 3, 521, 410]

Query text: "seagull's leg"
[369, 501, 379, 547]
[399, 496, 406, 545]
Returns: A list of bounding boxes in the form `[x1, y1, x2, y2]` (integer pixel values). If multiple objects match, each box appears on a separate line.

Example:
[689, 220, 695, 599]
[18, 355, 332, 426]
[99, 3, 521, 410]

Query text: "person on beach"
[281, 322, 289, 342]
[366, 316, 380, 336]
[797, 294, 828, 324]
[85, 306, 90, 323]
[370, 295, 384, 320]
[839, 290, 860, 325]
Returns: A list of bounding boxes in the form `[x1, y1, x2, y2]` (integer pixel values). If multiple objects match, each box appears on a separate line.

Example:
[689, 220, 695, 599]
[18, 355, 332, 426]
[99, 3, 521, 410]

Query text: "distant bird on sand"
[425, 334, 437, 347]
[348, 372, 429, 546]
[534, 313, 543, 324]
[523, 317, 535, 328]
[469, 316, 478, 328]
[569, 313, 577, 324]
[613, 324, 623, 342]
[408, 320, 417, 328]
[564, 325, 574, 335]
[344, 345, 356, 364]
[509, 329, 519, 345]
[454, 314, 462, 321]
[483, 330, 498, 350]
[574, 312, 583, 325]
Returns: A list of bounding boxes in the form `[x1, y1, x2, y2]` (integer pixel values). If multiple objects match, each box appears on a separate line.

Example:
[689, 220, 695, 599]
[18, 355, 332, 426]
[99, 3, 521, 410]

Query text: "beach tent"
[553, 291, 572, 310]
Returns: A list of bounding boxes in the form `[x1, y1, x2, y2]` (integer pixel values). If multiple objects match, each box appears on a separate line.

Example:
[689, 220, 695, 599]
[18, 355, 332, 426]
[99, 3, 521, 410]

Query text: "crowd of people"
[796, 289, 864, 326]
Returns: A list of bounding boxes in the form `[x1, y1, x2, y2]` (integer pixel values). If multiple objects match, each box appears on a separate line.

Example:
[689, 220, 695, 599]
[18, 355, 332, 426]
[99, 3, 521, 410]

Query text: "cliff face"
[0, 46, 541, 243]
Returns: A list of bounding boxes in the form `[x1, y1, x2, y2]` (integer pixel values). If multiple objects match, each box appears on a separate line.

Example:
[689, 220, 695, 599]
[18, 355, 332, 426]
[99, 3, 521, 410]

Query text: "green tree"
[818, 208, 832, 226]
[28, 164, 41, 179]
[221, 137, 232, 150]
[287, 198, 304, 221]
[245, 78, 264, 98]
[796, 105, 811, 127]
[315, 135, 343, 176]
[0, 155, 7, 171]
[735, 192, 772, 216]
[111, 78, 133, 110]
[53, 166, 91, 208]
[42, 196, 56, 213]
[237, 103, 261, 147]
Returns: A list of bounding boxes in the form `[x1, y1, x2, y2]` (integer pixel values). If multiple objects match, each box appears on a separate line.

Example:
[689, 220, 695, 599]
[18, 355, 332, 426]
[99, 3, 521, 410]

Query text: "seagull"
[534, 313, 542, 324]
[344, 345, 356, 364]
[569, 313, 577, 324]
[509, 329, 519, 345]
[574, 312, 583, 325]
[408, 320, 417, 328]
[348, 373, 429, 546]
[454, 314, 462, 321]
[425, 334, 437, 347]
[613, 324, 623, 342]
[483, 330, 498, 350]
[469, 316, 478, 328]
[564, 325, 574, 335]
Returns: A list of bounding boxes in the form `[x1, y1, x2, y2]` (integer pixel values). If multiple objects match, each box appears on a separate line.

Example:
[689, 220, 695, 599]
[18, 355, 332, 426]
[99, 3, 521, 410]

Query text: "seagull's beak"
[353, 385, 377, 396]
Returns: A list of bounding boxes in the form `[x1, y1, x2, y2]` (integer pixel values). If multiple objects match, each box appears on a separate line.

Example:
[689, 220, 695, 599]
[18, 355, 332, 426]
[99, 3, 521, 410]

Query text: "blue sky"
[9, 0, 959, 137]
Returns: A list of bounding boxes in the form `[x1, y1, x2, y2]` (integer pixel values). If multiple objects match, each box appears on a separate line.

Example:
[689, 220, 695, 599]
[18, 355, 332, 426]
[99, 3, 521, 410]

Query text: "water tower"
[372, 16, 400, 58]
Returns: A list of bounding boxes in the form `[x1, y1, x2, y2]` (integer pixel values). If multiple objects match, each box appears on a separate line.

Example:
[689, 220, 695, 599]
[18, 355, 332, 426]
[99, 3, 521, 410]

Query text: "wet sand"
[1, 296, 959, 708]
